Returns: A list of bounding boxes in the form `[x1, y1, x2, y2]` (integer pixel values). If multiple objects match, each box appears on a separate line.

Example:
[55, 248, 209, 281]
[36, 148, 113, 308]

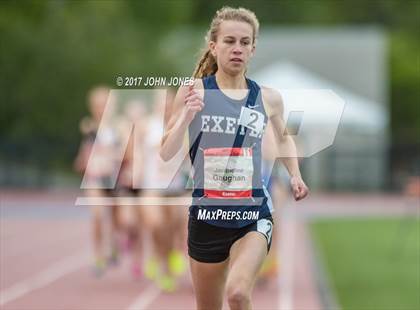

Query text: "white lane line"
[127, 284, 161, 310]
[278, 201, 296, 310]
[305, 224, 341, 310]
[0, 252, 89, 306]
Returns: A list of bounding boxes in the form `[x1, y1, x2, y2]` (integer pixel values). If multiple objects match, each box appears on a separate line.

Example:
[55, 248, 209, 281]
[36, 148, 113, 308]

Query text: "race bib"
[238, 106, 265, 134]
[204, 147, 253, 199]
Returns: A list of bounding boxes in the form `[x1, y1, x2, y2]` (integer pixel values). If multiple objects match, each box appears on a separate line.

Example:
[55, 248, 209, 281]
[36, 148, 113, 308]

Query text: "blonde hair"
[192, 7, 259, 78]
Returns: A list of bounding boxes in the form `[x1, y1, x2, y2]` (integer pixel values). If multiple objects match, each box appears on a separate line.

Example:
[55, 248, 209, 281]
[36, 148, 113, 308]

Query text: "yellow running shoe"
[156, 274, 177, 293]
[259, 256, 279, 279]
[168, 250, 187, 277]
[144, 257, 160, 280]
[92, 258, 106, 278]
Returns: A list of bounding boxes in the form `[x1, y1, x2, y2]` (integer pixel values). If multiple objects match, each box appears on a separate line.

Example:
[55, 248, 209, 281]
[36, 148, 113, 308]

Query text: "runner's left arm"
[261, 87, 309, 201]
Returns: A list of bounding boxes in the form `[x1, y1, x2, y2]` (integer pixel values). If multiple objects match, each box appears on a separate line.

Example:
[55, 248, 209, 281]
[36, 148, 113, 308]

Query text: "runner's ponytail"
[193, 49, 217, 78]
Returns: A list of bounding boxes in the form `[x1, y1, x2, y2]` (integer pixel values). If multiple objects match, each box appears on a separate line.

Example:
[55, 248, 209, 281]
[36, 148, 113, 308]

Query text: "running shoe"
[156, 274, 177, 293]
[92, 258, 106, 278]
[168, 250, 187, 277]
[259, 256, 279, 279]
[107, 247, 120, 266]
[144, 257, 160, 280]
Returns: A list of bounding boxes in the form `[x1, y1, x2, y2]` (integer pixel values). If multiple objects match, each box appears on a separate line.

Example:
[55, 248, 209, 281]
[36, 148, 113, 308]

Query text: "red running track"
[0, 189, 326, 310]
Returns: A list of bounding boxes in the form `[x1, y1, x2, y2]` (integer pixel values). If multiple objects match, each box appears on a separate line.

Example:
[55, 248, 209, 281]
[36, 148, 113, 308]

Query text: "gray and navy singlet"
[188, 75, 274, 228]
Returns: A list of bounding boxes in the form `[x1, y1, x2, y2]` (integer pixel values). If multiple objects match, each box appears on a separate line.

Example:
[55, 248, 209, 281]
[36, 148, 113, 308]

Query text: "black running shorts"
[188, 215, 274, 263]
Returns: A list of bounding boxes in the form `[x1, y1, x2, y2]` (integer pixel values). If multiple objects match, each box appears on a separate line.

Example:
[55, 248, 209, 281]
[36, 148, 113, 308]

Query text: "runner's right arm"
[160, 80, 204, 161]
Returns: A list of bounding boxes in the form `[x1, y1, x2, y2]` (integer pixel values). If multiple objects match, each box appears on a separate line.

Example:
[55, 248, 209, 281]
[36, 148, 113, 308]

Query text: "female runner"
[160, 7, 308, 309]
[74, 86, 122, 276]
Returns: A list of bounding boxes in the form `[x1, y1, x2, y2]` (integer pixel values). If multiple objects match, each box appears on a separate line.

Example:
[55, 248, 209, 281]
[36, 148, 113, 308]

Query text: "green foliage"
[0, 1, 184, 167]
[390, 32, 420, 143]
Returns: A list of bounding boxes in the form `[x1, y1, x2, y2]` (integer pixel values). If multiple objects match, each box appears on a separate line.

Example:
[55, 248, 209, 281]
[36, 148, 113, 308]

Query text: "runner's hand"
[290, 176, 309, 201]
[182, 83, 204, 123]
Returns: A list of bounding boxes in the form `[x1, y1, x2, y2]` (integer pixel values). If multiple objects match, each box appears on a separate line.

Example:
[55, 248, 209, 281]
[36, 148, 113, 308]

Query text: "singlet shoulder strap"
[244, 77, 260, 108]
[202, 75, 218, 89]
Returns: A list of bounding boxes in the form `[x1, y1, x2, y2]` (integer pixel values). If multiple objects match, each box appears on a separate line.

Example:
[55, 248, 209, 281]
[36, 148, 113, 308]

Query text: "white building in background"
[247, 28, 389, 191]
[252, 62, 388, 191]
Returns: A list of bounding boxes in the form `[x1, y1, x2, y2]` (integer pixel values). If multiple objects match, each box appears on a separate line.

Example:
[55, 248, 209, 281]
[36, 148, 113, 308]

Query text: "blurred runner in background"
[142, 89, 187, 292]
[115, 100, 148, 280]
[74, 86, 123, 277]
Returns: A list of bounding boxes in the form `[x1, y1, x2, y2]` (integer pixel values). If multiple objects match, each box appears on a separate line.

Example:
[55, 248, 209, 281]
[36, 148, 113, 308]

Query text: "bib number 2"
[239, 106, 264, 134]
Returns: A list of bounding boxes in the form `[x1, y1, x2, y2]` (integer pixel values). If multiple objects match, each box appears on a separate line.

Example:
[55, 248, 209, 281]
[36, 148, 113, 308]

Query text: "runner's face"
[210, 21, 255, 76]
[90, 92, 108, 121]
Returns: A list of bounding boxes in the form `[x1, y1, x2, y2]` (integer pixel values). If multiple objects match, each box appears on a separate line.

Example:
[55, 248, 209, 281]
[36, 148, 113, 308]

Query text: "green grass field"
[310, 217, 420, 310]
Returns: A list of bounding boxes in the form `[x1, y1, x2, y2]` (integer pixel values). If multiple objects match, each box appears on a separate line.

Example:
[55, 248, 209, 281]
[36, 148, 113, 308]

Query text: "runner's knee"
[227, 285, 250, 310]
